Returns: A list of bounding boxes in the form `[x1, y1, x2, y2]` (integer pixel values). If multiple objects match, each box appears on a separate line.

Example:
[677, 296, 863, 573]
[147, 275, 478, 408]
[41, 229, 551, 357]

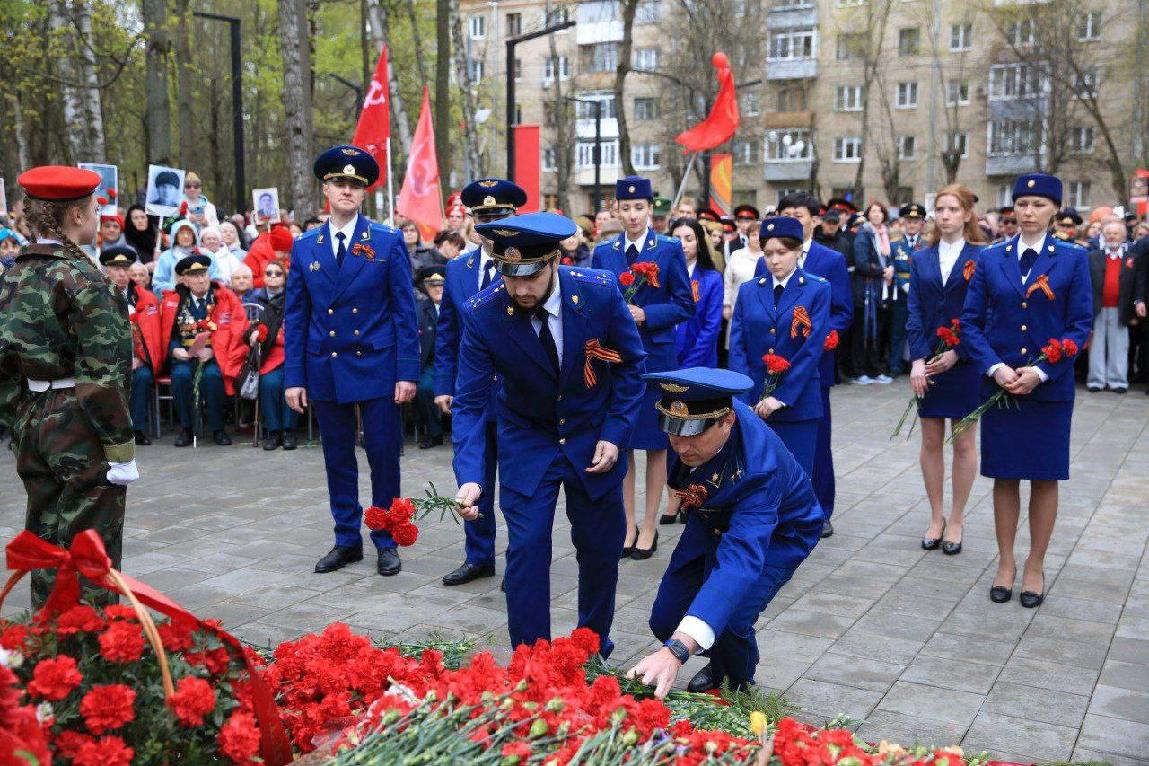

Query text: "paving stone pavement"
[3, 383, 1147, 763]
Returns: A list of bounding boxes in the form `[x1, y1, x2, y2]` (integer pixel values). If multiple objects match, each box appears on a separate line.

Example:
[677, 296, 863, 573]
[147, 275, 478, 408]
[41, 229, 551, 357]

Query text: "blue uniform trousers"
[313, 397, 399, 551]
[649, 518, 803, 688]
[501, 452, 625, 657]
[769, 419, 818, 478]
[886, 301, 909, 375]
[130, 366, 153, 433]
[812, 386, 835, 519]
[462, 421, 498, 567]
[170, 358, 225, 431]
[258, 367, 298, 433]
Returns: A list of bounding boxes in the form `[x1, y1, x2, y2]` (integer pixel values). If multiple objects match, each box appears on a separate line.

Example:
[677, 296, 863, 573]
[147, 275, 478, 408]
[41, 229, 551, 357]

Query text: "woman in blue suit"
[906, 184, 986, 556]
[729, 216, 830, 475]
[961, 173, 1092, 608]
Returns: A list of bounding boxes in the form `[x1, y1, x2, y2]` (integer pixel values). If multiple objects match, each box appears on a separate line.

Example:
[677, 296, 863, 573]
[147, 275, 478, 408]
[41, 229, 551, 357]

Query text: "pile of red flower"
[363, 497, 420, 547]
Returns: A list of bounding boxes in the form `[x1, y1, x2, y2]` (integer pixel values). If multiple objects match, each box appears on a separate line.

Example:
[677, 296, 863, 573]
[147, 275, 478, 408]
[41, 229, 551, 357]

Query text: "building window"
[1069, 126, 1095, 153]
[467, 58, 484, 82]
[947, 131, 969, 158]
[768, 29, 816, 60]
[765, 128, 812, 161]
[1068, 181, 1090, 208]
[734, 139, 761, 165]
[633, 97, 660, 120]
[945, 80, 970, 106]
[1077, 11, 1100, 41]
[575, 93, 617, 119]
[580, 42, 619, 73]
[898, 135, 916, 160]
[542, 147, 557, 172]
[833, 135, 863, 162]
[636, 0, 663, 23]
[836, 32, 865, 60]
[835, 0, 866, 6]
[631, 143, 662, 170]
[514, 57, 523, 81]
[949, 22, 972, 51]
[988, 120, 1036, 156]
[505, 12, 522, 38]
[469, 14, 486, 40]
[544, 7, 570, 25]
[777, 85, 808, 112]
[835, 84, 863, 111]
[543, 56, 570, 84]
[898, 27, 920, 56]
[896, 81, 918, 108]
[988, 63, 1042, 100]
[576, 140, 619, 168]
[996, 183, 1013, 208]
[742, 92, 761, 117]
[632, 47, 659, 69]
[1075, 69, 1098, 97]
[1006, 19, 1034, 46]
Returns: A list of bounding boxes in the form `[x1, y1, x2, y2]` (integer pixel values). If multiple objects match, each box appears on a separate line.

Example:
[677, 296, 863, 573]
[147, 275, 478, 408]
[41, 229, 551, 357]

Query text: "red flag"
[397, 87, 443, 241]
[352, 45, 392, 190]
[675, 52, 740, 154]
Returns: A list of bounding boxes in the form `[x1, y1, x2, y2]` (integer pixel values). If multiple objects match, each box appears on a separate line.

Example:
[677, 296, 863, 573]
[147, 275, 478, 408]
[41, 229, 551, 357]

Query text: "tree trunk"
[73, 1, 106, 160]
[48, 0, 84, 163]
[615, 0, 639, 177]
[404, 0, 429, 87]
[449, 0, 482, 179]
[279, 0, 316, 217]
[143, 0, 173, 165]
[174, 0, 195, 168]
[435, 0, 452, 189]
[8, 93, 30, 171]
[366, 0, 413, 161]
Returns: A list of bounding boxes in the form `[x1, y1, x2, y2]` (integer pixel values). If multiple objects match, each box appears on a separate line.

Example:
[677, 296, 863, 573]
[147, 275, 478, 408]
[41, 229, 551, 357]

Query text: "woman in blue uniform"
[728, 216, 830, 475]
[906, 184, 986, 555]
[961, 173, 1092, 608]
[592, 177, 695, 559]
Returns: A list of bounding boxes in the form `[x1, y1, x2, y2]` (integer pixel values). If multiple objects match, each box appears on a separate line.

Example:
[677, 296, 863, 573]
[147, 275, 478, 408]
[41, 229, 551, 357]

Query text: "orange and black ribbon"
[791, 306, 812, 339]
[963, 259, 976, 281]
[1025, 274, 1055, 301]
[691, 279, 700, 303]
[584, 339, 622, 388]
[673, 483, 709, 511]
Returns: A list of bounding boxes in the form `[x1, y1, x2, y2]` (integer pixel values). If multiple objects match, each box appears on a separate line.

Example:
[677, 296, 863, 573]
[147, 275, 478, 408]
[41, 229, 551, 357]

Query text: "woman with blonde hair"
[906, 184, 986, 554]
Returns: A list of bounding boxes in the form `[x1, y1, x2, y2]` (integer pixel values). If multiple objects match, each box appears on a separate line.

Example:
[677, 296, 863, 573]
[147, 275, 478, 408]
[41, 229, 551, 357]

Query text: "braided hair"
[22, 195, 93, 261]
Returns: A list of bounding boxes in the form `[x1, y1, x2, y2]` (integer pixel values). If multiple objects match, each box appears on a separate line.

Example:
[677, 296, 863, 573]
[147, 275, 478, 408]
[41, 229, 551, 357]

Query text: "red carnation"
[257, 324, 269, 343]
[180, 200, 189, 215]
[950, 317, 961, 330]
[823, 329, 839, 351]
[501, 741, 533, 763]
[1041, 338, 1062, 364]
[73, 735, 134, 766]
[618, 271, 636, 287]
[218, 710, 262, 764]
[389, 497, 416, 525]
[391, 523, 419, 547]
[0, 624, 29, 650]
[28, 655, 83, 701]
[99, 620, 145, 664]
[1061, 338, 1078, 357]
[55, 731, 93, 759]
[762, 353, 792, 375]
[107, 188, 117, 199]
[157, 618, 196, 653]
[80, 684, 137, 734]
[363, 505, 390, 530]
[936, 327, 959, 347]
[167, 676, 217, 726]
[57, 604, 105, 635]
[103, 604, 138, 621]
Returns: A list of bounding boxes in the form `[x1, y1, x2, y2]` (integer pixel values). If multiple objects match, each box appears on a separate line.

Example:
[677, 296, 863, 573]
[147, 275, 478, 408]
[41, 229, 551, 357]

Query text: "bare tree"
[174, 0, 195, 168]
[918, 3, 976, 185]
[871, 70, 902, 203]
[449, 0, 482, 179]
[844, 0, 895, 201]
[546, 3, 573, 214]
[614, 0, 639, 177]
[143, 0, 172, 164]
[48, 0, 105, 161]
[366, 0, 413, 159]
[435, 0, 452, 188]
[279, 0, 316, 216]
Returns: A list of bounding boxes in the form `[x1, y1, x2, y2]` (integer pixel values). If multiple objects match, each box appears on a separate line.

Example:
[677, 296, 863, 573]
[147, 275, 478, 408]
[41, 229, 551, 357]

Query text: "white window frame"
[988, 63, 1044, 100]
[1077, 11, 1100, 41]
[1068, 181, 1090, 208]
[631, 143, 662, 170]
[636, 0, 663, 23]
[734, 139, 761, 165]
[1006, 19, 1034, 46]
[742, 92, 761, 117]
[768, 29, 817, 61]
[632, 47, 659, 70]
[835, 84, 863, 112]
[947, 131, 969, 159]
[765, 128, 812, 161]
[987, 120, 1036, 157]
[468, 14, 486, 40]
[633, 96, 659, 121]
[896, 81, 918, 109]
[1069, 126, 1095, 154]
[1076, 69, 1099, 98]
[898, 27, 920, 56]
[542, 147, 557, 172]
[505, 11, 522, 38]
[468, 58, 485, 82]
[833, 135, 863, 163]
[576, 140, 619, 169]
[898, 134, 916, 160]
[949, 22, 972, 51]
[543, 56, 570, 84]
[945, 80, 970, 106]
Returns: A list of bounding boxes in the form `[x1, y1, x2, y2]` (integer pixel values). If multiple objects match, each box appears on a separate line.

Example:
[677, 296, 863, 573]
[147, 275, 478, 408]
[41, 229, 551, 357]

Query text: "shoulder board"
[465, 282, 506, 311]
[567, 268, 615, 286]
[370, 222, 398, 235]
[655, 234, 676, 244]
[806, 273, 828, 284]
[297, 227, 322, 244]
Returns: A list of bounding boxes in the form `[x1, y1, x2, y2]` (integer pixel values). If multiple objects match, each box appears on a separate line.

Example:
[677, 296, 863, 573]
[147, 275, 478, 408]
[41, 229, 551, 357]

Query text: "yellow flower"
[750, 710, 769, 736]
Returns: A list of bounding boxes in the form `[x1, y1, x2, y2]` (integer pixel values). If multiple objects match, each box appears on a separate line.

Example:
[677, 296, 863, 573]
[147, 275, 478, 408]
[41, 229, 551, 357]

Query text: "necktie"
[626, 243, 639, 265]
[773, 283, 784, 305]
[481, 260, 494, 290]
[535, 307, 559, 373]
[336, 232, 347, 269]
[1019, 248, 1037, 280]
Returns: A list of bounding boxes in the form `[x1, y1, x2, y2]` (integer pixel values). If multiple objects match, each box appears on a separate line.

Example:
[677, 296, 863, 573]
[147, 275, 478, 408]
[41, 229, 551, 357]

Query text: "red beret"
[18, 165, 102, 201]
[268, 226, 294, 252]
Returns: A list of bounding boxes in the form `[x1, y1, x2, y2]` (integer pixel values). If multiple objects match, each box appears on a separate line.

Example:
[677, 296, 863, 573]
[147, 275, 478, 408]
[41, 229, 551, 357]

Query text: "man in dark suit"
[1130, 234, 1149, 388]
[1087, 220, 1140, 392]
[414, 266, 446, 448]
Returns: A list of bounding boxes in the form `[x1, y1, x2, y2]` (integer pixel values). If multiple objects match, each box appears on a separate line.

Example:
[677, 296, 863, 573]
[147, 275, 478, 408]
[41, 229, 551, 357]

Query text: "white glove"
[106, 460, 140, 486]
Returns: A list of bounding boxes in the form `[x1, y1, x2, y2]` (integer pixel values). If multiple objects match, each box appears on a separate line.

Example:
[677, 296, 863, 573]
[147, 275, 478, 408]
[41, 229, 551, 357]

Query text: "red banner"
[397, 86, 443, 241]
[352, 45, 392, 191]
[709, 153, 732, 217]
[513, 125, 541, 213]
[675, 52, 740, 154]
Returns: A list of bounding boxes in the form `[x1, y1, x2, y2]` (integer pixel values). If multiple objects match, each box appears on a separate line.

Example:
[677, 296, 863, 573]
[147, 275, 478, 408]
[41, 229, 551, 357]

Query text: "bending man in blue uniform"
[453, 212, 646, 655]
[627, 367, 824, 696]
[284, 145, 420, 578]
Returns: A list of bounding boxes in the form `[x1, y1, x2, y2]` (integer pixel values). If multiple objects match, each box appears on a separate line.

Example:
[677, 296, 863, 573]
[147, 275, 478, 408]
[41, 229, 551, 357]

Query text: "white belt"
[27, 378, 76, 393]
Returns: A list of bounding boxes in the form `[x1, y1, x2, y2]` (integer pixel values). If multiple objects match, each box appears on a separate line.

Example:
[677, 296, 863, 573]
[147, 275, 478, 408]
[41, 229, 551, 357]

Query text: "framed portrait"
[0, 177, 7, 218]
[252, 187, 280, 222]
[145, 164, 185, 217]
[78, 162, 118, 216]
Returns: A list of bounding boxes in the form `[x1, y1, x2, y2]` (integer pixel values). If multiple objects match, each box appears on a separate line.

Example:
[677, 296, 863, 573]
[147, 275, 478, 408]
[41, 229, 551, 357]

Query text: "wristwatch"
[663, 638, 690, 665]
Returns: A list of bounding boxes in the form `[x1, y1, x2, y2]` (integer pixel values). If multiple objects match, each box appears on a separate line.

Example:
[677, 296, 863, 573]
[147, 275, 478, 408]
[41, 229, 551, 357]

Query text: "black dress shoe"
[1113, 387, 1127, 394]
[820, 519, 834, 538]
[173, 428, 193, 448]
[377, 548, 401, 576]
[1019, 575, 1045, 608]
[941, 540, 962, 555]
[314, 545, 363, 573]
[282, 431, 298, 450]
[1087, 385, 1102, 392]
[659, 513, 679, 525]
[621, 529, 637, 559]
[134, 430, 152, 446]
[213, 430, 232, 446]
[922, 522, 945, 551]
[418, 435, 444, 450]
[989, 585, 1013, 603]
[630, 530, 658, 560]
[687, 662, 724, 693]
[262, 431, 282, 451]
[442, 561, 496, 586]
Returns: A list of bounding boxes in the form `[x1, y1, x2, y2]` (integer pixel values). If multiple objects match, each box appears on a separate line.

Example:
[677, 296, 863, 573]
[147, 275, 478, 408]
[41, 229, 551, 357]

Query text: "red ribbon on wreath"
[790, 306, 812, 339]
[673, 484, 709, 511]
[583, 339, 622, 388]
[1025, 274, 1055, 301]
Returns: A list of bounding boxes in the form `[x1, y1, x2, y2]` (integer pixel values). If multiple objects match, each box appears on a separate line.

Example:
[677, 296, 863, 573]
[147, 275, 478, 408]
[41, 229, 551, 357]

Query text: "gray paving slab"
[3, 381, 1147, 761]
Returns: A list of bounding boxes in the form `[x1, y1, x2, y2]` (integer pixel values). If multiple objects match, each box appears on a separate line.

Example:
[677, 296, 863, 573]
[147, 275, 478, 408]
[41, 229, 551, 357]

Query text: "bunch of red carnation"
[363, 497, 420, 547]
[935, 318, 961, 348]
[619, 261, 661, 302]
[1040, 337, 1078, 364]
[823, 329, 839, 351]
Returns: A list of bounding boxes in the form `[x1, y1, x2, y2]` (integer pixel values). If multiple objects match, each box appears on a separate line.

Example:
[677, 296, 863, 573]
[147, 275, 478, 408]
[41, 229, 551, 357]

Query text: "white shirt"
[624, 228, 651, 256]
[529, 278, 564, 368]
[772, 270, 794, 292]
[723, 248, 761, 309]
[677, 615, 715, 651]
[797, 239, 812, 269]
[329, 214, 359, 260]
[477, 250, 496, 292]
[938, 238, 965, 284]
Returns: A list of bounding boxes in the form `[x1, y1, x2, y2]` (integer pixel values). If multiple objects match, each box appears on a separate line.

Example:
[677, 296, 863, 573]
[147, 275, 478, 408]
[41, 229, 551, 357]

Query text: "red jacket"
[130, 284, 164, 374]
[244, 234, 292, 289]
[159, 283, 250, 395]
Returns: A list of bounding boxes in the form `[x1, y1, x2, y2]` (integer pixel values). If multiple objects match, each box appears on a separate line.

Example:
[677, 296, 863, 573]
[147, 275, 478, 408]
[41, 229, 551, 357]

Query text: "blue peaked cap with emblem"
[758, 216, 804, 242]
[615, 175, 653, 201]
[476, 211, 578, 277]
[1012, 173, 1062, 206]
[312, 144, 380, 187]
[461, 178, 527, 213]
[644, 367, 754, 437]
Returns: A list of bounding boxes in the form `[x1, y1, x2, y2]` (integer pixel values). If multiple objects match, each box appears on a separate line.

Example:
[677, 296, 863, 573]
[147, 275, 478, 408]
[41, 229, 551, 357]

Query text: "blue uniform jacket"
[756, 241, 851, 386]
[674, 267, 723, 368]
[668, 400, 823, 639]
[284, 216, 420, 403]
[592, 230, 694, 372]
[906, 242, 981, 362]
[433, 251, 501, 409]
[960, 235, 1092, 402]
[891, 238, 918, 295]
[452, 267, 647, 501]
[729, 269, 830, 422]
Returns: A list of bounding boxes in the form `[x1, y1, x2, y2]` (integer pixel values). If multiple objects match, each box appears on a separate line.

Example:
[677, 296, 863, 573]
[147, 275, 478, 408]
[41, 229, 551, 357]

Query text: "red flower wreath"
[80, 683, 137, 734]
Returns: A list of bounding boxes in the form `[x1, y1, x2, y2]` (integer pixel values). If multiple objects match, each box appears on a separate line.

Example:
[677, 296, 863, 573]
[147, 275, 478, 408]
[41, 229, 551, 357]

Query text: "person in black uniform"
[414, 266, 446, 449]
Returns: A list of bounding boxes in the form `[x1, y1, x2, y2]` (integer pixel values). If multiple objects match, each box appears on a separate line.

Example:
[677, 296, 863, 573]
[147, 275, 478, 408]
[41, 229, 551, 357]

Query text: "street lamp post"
[505, 19, 576, 180]
[192, 11, 245, 215]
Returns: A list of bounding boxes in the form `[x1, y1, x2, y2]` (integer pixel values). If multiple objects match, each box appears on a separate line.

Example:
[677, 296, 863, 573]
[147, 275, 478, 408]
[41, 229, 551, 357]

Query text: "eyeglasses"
[185, 183, 201, 189]
[476, 211, 511, 223]
[265, 270, 284, 277]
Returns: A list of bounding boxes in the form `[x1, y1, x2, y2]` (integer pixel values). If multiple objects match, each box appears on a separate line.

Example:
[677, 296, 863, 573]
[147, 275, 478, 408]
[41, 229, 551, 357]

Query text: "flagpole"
[671, 152, 699, 211]
[386, 136, 394, 226]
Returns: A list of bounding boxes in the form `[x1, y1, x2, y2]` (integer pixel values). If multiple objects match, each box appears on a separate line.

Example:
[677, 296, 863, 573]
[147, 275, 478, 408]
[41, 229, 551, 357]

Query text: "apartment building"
[459, 0, 1146, 215]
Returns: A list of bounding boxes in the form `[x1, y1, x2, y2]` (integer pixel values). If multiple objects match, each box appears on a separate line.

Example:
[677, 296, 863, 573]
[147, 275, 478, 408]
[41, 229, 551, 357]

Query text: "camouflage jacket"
[0, 243, 134, 463]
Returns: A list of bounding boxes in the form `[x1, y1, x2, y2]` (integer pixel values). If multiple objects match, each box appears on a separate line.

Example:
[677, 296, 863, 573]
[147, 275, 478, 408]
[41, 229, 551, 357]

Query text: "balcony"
[988, 97, 1044, 121]
[767, 3, 818, 30]
[575, 117, 619, 140]
[766, 59, 818, 80]
[763, 160, 814, 182]
[576, 20, 622, 45]
[575, 166, 621, 186]
[985, 154, 1039, 176]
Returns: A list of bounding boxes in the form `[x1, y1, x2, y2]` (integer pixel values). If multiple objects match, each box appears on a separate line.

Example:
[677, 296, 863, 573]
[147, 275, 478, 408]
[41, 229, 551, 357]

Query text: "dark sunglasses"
[265, 270, 284, 277]
[185, 183, 202, 189]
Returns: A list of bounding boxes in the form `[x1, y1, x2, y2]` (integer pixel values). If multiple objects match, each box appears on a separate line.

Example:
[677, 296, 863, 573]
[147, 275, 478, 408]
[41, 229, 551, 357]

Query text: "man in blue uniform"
[453, 212, 646, 655]
[626, 367, 823, 697]
[284, 145, 420, 577]
[888, 203, 926, 377]
[754, 193, 852, 537]
[433, 178, 526, 586]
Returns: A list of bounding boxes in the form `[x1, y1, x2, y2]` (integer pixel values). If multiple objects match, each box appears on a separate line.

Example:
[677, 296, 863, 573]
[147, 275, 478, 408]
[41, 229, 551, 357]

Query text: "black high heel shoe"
[659, 512, 679, 525]
[941, 524, 963, 555]
[621, 528, 637, 559]
[631, 530, 658, 560]
[1019, 572, 1045, 608]
[921, 521, 945, 551]
[990, 567, 1016, 603]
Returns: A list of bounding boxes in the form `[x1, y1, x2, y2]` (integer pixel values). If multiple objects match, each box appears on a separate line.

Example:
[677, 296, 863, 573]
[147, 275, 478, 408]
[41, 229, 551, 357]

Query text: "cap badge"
[504, 247, 522, 263]
[309, 261, 320, 272]
[1027, 179, 1036, 188]
[659, 382, 689, 393]
[571, 295, 580, 304]
[483, 195, 497, 207]
[669, 401, 690, 417]
[766, 223, 774, 231]
[628, 185, 636, 193]
[343, 164, 356, 175]
[506, 306, 514, 315]
[478, 179, 498, 188]
[341, 148, 358, 156]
